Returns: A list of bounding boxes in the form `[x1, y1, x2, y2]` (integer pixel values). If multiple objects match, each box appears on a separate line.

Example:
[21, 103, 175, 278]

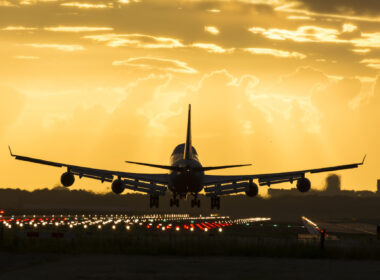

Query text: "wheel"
[176, 199, 179, 207]
[216, 197, 220, 210]
[170, 198, 173, 207]
[191, 200, 194, 208]
[197, 199, 201, 208]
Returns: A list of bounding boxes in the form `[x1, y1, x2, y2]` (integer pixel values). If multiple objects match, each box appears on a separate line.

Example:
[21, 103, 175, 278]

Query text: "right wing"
[203, 156, 366, 196]
[9, 147, 169, 196]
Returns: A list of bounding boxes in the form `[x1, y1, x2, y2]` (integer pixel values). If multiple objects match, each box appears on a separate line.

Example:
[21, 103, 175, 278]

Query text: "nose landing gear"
[170, 194, 180, 207]
[210, 196, 220, 210]
[191, 194, 201, 208]
[149, 195, 159, 208]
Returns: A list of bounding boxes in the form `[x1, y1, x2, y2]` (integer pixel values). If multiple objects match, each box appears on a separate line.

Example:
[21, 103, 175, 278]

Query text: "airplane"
[9, 105, 365, 209]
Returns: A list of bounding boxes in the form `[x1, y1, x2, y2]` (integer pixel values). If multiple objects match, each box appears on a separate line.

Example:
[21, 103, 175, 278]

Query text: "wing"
[9, 147, 168, 196]
[203, 156, 366, 196]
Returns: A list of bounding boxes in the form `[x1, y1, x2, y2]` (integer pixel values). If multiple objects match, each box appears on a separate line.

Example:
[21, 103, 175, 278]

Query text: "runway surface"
[1, 254, 380, 280]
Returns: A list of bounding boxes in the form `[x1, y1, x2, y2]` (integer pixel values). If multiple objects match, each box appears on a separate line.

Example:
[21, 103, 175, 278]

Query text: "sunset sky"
[1, 0, 379, 194]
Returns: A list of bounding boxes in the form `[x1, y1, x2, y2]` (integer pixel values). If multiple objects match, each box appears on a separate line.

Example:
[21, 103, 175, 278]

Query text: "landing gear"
[149, 195, 159, 208]
[191, 199, 201, 208]
[211, 196, 220, 210]
[170, 197, 180, 207]
[191, 194, 201, 208]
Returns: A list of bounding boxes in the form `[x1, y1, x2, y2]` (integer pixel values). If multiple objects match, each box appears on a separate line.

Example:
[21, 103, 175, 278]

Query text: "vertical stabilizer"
[184, 104, 192, 160]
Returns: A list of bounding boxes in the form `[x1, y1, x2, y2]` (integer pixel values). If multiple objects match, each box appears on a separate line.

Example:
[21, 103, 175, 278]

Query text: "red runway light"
[196, 224, 204, 230]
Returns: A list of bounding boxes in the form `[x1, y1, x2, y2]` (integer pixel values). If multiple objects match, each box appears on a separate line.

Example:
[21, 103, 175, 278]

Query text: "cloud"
[14, 55, 39, 59]
[351, 32, 380, 48]
[24, 43, 85, 51]
[243, 48, 306, 59]
[112, 57, 198, 74]
[291, 0, 380, 17]
[2, 26, 37, 31]
[342, 23, 357, 33]
[44, 26, 114, 32]
[84, 33, 184, 48]
[191, 43, 234, 53]
[0, 0, 14, 6]
[60, 2, 112, 9]
[207, 9, 221, 13]
[249, 25, 342, 43]
[287, 15, 313, 20]
[352, 48, 371, 54]
[249, 25, 380, 49]
[204, 26, 220, 35]
[360, 58, 380, 70]
[276, 0, 380, 22]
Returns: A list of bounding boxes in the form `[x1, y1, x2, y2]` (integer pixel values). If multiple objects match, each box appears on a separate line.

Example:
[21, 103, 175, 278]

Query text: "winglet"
[8, 145, 14, 157]
[361, 154, 367, 165]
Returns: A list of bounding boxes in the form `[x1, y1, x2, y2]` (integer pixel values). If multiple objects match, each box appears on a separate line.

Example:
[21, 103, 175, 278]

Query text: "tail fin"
[184, 104, 192, 160]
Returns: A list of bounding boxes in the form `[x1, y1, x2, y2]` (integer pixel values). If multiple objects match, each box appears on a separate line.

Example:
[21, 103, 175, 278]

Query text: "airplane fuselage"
[168, 144, 204, 196]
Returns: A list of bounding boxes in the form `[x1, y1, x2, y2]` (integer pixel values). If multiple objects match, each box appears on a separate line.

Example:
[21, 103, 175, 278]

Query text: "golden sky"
[1, 0, 379, 194]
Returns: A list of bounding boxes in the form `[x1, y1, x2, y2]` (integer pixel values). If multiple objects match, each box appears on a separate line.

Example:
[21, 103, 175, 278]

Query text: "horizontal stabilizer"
[125, 161, 182, 171]
[195, 164, 251, 172]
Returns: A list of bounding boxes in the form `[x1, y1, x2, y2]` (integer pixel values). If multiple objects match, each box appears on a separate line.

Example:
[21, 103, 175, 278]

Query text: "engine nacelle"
[297, 178, 311, 193]
[112, 179, 125, 194]
[61, 172, 75, 187]
[245, 182, 259, 197]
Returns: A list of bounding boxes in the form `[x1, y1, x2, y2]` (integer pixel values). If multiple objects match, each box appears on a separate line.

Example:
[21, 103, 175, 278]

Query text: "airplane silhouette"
[9, 105, 365, 209]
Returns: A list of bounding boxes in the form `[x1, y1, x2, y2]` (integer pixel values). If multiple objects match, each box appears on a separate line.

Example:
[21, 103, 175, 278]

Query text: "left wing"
[9, 147, 169, 196]
[203, 156, 366, 196]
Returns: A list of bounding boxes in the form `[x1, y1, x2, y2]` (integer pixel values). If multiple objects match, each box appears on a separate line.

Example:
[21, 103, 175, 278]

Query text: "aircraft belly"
[170, 172, 203, 194]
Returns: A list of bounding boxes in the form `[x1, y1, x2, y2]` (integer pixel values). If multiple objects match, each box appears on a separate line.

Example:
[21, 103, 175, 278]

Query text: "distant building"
[377, 180, 380, 194]
[325, 174, 341, 194]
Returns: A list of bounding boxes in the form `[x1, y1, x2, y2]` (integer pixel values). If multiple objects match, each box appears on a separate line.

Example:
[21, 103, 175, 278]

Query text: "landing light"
[126, 225, 131, 230]
[204, 228, 208, 232]
[218, 228, 223, 233]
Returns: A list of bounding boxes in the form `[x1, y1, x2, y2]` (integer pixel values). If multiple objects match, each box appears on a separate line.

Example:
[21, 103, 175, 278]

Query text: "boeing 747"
[9, 105, 365, 209]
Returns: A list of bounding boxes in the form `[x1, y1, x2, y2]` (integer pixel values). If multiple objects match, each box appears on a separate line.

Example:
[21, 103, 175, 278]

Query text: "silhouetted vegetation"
[1, 188, 380, 221]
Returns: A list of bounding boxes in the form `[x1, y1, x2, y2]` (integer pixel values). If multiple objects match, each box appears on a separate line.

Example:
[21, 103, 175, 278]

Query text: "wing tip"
[361, 154, 367, 165]
[8, 145, 14, 157]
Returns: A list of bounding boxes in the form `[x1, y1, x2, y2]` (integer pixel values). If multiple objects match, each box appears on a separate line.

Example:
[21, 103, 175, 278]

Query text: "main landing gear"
[211, 196, 220, 210]
[170, 196, 180, 207]
[149, 195, 159, 208]
[191, 194, 201, 208]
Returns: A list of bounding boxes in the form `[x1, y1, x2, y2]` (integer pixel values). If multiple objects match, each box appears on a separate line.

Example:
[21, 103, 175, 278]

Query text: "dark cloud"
[294, 0, 380, 16]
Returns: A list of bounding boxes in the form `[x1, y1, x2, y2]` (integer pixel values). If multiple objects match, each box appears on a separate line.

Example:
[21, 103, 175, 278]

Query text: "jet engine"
[61, 172, 75, 187]
[245, 182, 259, 197]
[297, 178, 311, 192]
[112, 179, 125, 194]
